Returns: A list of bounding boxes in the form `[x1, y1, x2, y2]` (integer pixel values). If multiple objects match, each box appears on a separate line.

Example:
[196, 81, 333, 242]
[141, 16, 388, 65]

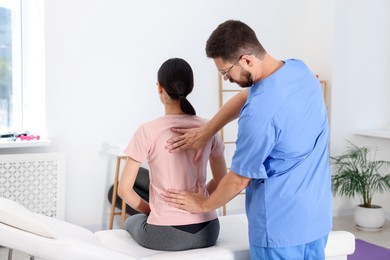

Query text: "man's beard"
[230, 70, 253, 88]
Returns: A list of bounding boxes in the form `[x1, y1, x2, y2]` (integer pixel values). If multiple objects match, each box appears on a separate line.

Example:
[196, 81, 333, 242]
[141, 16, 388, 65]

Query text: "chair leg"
[8, 248, 12, 260]
[121, 200, 127, 227]
[109, 156, 121, 229]
[30, 256, 35, 260]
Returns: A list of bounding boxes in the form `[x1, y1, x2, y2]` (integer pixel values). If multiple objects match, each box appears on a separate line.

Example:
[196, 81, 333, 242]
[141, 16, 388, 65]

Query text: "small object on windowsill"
[0, 131, 50, 148]
[18, 135, 40, 141]
[0, 131, 30, 141]
[0, 133, 15, 139]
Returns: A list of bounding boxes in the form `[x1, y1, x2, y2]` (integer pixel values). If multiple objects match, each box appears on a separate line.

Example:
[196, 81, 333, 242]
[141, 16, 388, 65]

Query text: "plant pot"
[354, 204, 385, 231]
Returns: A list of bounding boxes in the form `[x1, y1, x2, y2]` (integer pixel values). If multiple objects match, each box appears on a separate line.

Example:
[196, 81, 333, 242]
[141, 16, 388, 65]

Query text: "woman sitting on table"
[118, 58, 227, 251]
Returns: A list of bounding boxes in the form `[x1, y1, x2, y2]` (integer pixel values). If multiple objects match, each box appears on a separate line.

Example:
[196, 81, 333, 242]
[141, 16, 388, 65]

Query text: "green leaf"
[331, 140, 390, 207]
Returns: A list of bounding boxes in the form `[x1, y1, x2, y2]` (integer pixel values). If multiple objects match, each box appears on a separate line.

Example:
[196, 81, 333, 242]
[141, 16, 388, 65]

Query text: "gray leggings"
[124, 214, 220, 251]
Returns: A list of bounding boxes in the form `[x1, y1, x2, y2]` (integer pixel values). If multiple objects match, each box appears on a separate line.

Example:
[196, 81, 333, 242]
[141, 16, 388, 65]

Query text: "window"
[0, 0, 21, 130]
[0, 0, 46, 138]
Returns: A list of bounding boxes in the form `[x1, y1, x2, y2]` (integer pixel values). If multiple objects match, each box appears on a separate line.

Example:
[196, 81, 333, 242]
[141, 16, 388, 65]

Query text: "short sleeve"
[209, 133, 225, 157]
[230, 108, 277, 179]
[124, 124, 151, 163]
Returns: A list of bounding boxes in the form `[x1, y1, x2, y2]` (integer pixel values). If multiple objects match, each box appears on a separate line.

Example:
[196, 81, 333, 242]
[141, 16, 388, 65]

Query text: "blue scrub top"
[231, 59, 332, 248]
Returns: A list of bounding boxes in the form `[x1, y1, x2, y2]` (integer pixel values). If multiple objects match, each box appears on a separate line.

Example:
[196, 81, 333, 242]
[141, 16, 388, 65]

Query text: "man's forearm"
[204, 89, 248, 138]
[201, 171, 250, 212]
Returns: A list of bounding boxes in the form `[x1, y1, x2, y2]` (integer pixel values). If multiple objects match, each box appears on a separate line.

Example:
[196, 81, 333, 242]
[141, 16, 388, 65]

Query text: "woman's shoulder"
[191, 115, 208, 124]
[139, 115, 209, 131]
[136, 115, 201, 128]
[140, 116, 168, 127]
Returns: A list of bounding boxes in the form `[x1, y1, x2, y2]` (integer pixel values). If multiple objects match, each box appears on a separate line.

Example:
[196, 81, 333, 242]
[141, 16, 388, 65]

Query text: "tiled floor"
[0, 215, 389, 259]
[333, 215, 390, 249]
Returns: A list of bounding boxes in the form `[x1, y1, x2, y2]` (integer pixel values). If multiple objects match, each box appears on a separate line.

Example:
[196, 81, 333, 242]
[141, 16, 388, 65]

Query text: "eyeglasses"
[219, 64, 234, 77]
[219, 55, 242, 77]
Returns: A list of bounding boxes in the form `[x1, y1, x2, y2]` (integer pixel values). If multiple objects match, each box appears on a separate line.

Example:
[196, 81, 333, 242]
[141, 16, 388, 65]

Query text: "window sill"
[354, 129, 390, 139]
[0, 139, 52, 149]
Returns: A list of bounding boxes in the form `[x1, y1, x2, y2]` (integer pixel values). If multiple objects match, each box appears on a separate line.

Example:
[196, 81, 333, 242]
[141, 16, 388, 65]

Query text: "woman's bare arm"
[118, 157, 150, 215]
[207, 155, 227, 194]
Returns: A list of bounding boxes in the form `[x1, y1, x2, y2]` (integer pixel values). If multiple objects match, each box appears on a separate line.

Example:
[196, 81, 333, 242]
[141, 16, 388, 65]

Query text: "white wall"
[43, 0, 335, 229]
[39, 0, 389, 230]
[331, 0, 390, 217]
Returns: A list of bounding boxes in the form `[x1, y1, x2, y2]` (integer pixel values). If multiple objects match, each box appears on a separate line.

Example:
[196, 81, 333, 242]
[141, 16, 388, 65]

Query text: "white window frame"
[20, 0, 46, 135]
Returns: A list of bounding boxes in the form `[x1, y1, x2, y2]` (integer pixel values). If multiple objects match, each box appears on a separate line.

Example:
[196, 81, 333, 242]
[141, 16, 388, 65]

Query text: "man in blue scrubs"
[163, 20, 332, 259]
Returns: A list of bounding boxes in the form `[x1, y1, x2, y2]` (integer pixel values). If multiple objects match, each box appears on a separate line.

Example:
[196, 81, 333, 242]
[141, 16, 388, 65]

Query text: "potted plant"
[331, 141, 390, 231]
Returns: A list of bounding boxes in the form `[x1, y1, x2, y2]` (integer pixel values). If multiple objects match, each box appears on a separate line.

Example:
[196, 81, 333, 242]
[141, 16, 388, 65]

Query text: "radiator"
[0, 153, 65, 219]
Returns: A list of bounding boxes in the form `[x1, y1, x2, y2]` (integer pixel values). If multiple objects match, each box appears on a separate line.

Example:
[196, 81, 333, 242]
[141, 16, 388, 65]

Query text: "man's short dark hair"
[206, 20, 266, 62]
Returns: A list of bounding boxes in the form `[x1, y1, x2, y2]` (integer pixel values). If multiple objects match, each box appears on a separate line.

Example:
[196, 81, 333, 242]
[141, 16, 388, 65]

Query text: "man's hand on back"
[166, 126, 208, 162]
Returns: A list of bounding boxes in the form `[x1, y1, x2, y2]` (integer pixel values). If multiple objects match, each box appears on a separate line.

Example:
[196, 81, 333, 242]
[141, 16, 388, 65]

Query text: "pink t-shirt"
[124, 114, 224, 226]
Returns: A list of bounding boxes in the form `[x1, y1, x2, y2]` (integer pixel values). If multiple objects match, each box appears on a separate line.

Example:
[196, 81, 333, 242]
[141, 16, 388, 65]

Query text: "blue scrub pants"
[250, 235, 328, 260]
